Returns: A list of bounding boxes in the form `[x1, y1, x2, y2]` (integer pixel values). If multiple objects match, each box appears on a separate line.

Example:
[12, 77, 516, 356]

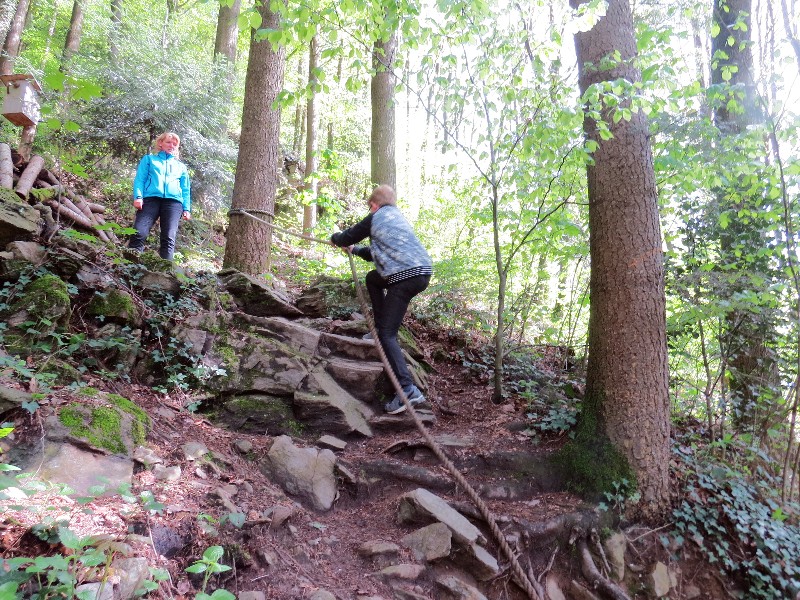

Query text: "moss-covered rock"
[0, 274, 72, 356]
[295, 275, 359, 319]
[5, 273, 71, 326]
[57, 392, 150, 455]
[0, 187, 39, 247]
[36, 358, 82, 387]
[215, 394, 302, 436]
[86, 288, 142, 326]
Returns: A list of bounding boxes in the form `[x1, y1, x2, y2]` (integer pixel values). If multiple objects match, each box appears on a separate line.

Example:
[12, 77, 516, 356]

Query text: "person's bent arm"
[330, 214, 372, 247]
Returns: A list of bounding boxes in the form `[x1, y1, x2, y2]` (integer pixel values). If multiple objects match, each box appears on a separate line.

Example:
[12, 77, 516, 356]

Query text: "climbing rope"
[231, 208, 543, 600]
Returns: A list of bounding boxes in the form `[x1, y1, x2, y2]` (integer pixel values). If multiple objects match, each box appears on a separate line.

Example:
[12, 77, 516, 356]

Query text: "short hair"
[368, 185, 396, 208]
[153, 132, 181, 158]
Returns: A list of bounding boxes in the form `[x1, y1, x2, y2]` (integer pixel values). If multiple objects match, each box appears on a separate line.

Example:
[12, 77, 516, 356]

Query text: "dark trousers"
[365, 271, 430, 392]
[129, 197, 183, 260]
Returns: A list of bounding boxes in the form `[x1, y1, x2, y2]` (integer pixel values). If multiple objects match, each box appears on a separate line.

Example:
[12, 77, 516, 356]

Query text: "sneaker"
[362, 332, 373, 340]
[384, 386, 426, 415]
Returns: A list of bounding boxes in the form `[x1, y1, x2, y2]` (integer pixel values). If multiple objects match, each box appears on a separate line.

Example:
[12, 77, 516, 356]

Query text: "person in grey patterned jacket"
[330, 185, 433, 414]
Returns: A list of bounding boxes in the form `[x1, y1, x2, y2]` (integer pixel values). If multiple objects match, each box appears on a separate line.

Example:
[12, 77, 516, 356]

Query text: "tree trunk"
[567, 0, 670, 519]
[710, 0, 776, 433]
[214, 0, 240, 63]
[0, 143, 12, 188]
[302, 35, 318, 234]
[62, 0, 85, 64]
[211, 0, 240, 137]
[293, 57, 304, 155]
[0, 0, 31, 74]
[370, 27, 397, 189]
[110, 0, 122, 62]
[223, 1, 286, 276]
[0, 0, 15, 47]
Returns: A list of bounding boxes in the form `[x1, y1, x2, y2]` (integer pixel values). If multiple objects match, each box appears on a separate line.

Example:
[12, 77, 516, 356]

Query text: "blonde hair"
[153, 132, 181, 158]
[368, 184, 396, 208]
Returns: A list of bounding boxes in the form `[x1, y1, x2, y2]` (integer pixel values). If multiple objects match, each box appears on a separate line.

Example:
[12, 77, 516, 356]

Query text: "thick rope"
[230, 208, 543, 599]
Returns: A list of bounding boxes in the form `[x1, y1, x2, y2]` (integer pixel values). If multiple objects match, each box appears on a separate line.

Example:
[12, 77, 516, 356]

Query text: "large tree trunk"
[302, 35, 318, 234]
[62, 0, 85, 64]
[223, 2, 286, 276]
[0, 0, 31, 74]
[370, 28, 397, 189]
[567, 0, 670, 519]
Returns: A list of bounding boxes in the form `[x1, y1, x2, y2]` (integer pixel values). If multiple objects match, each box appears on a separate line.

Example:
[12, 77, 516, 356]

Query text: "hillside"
[0, 153, 797, 600]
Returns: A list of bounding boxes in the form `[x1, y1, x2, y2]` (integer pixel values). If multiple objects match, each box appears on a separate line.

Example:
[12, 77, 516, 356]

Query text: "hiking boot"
[384, 386, 426, 415]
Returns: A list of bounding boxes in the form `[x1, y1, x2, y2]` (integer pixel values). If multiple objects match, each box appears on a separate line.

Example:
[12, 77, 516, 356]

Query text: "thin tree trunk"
[214, 0, 240, 63]
[370, 27, 397, 189]
[0, 0, 31, 74]
[62, 0, 84, 64]
[110, 0, 122, 62]
[302, 35, 319, 234]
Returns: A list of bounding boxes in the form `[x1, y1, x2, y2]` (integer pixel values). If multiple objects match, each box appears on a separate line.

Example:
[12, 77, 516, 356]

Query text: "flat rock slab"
[397, 488, 485, 546]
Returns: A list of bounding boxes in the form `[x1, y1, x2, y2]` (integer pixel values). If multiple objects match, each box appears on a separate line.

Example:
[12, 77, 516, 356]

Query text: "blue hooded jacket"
[133, 151, 191, 212]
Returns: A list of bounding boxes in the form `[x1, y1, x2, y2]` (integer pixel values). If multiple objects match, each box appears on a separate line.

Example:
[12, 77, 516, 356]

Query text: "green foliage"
[0, 526, 133, 600]
[186, 545, 232, 597]
[669, 444, 800, 598]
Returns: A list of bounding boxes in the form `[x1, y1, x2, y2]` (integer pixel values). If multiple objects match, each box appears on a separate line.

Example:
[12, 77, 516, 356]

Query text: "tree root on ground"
[360, 459, 456, 491]
[576, 535, 631, 600]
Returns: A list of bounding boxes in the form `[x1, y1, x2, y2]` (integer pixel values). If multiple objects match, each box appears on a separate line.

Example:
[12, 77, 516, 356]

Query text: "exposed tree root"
[577, 536, 631, 600]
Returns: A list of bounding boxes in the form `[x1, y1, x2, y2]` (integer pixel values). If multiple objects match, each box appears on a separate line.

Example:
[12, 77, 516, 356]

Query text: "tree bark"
[110, 0, 122, 62]
[0, 143, 13, 188]
[14, 153, 43, 198]
[0, 0, 31, 74]
[302, 35, 319, 234]
[223, 2, 286, 275]
[62, 0, 85, 64]
[370, 27, 397, 189]
[0, 0, 15, 49]
[710, 0, 777, 432]
[569, 0, 670, 518]
[214, 0, 240, 63]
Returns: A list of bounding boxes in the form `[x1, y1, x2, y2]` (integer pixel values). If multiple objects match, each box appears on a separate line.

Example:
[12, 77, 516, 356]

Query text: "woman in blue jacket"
[129, 132, 191, 261]
[330, 185, 433, 414]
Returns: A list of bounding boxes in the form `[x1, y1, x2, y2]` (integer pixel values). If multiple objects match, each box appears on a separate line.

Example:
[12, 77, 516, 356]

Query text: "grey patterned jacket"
[330, 205, 433, 284]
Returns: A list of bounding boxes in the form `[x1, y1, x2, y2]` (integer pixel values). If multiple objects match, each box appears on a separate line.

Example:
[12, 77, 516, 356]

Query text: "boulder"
[397, 489, 486, 546]
[260, 435, 338, 511]
[295, 275, 359, 318]
[217, 394, 300, 435]
[0, 188, 39, 247]
[219, 268, 304, 318]
[401, 522, 452, 562]
[86, 288, 142, 326]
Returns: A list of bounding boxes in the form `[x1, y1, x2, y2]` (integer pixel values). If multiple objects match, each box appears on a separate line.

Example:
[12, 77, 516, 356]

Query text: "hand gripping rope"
[228, 208, 544, 600]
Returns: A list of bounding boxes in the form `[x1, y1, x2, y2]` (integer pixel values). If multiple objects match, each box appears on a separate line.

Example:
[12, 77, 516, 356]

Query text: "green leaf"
[185, 563, 207, 574]
[57, 526, 83, 550]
